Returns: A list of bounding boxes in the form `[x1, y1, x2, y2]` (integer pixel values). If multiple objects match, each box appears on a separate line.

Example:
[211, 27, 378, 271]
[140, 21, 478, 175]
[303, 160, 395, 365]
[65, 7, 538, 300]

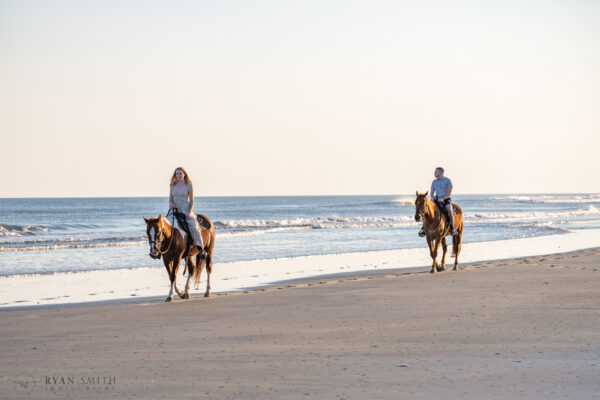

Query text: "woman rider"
[169, 167, 207, 258]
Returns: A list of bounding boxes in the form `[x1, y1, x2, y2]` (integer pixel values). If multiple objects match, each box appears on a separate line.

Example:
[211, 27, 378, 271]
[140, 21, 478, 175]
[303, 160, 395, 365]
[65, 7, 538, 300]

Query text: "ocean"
[1, 194, 599, 277]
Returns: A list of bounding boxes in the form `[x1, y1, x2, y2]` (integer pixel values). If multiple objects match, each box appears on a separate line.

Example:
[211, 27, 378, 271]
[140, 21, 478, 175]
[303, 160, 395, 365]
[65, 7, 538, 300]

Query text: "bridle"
[148, 212, 176, 256]
[416, 197, 444, 233]
[415, 197, 428, 221]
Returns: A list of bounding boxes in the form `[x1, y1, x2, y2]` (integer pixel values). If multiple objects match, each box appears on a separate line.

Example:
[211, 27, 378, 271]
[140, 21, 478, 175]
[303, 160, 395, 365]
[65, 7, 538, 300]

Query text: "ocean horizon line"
[1, 192, 599, 200]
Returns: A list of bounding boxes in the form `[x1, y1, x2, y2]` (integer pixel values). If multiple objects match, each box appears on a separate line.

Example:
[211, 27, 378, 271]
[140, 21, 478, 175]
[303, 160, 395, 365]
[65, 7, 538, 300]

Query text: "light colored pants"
[186, 216, 204, 248]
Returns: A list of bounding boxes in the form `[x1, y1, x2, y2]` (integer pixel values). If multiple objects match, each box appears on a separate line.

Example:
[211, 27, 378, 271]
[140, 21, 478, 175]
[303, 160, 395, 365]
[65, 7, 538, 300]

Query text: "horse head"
[414, 191, 429, 222]
[143, 215, 164, 259]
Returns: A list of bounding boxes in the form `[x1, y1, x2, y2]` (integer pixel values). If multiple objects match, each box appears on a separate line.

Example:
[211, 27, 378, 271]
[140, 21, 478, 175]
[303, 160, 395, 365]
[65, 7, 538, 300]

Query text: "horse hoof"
[204, 292, 211, 298]
[453, 267, 458, 271]
[430, 269, 435, 274]
[165, 297, 173, 302]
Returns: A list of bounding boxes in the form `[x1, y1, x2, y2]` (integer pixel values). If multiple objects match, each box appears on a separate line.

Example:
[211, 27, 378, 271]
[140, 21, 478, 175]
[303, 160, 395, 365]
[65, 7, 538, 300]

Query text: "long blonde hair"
[170, 167, 193, 186]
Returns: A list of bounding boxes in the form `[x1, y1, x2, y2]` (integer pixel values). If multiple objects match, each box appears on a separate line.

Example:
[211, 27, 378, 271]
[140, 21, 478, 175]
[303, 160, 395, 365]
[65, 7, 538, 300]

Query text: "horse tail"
[206, 232, 214, 274]
[192, 215, 215, 288]
[193, 257, 204, 287]
[452, 227, 462, 257]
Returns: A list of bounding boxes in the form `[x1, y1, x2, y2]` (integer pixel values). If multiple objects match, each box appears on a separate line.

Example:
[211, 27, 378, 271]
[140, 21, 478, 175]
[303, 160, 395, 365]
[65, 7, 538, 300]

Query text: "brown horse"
[414, 191, 464, 273]
[143, 213, 216, 301]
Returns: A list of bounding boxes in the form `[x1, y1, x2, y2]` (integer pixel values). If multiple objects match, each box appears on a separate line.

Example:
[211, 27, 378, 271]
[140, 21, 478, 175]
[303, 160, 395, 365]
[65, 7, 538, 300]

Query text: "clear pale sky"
[1, 0, 599, 197]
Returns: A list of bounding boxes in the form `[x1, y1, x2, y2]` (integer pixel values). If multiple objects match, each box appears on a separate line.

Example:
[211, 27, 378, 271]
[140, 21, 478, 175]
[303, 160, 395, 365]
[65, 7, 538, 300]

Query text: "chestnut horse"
[414, 191, 464, 273]
[143, 213, 216, 301]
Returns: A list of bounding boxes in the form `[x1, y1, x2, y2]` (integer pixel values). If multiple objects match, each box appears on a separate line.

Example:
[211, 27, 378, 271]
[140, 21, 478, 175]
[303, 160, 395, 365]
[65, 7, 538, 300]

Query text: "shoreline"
[1, 228, 600, 310]
[2, 244, 599, 313]
[1, 247, 599, 398]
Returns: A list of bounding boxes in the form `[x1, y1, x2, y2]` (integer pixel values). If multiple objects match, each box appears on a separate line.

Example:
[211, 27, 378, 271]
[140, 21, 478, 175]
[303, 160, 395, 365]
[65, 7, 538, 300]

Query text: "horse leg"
[453, 249, 459, 270]
[434, 238, 444, 272]
[182, 256, 193, 299]
[169, 256, 185, 301]
[164, 260, 175, 302]
[440, 237, 447, 271]
[453, 229, 462, 271]
[428, 238, 439, 273]
[204, 253, 212, 297]
[174, 276, 185, 299]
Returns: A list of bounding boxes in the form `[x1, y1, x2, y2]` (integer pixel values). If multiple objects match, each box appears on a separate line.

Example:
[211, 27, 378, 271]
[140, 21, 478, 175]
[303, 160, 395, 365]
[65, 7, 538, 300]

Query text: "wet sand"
[1, 248, 599, 399]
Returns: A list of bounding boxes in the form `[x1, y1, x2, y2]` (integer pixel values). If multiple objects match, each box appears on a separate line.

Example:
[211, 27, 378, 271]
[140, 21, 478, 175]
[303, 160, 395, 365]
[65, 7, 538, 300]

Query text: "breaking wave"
[0, 240, 146, 252]
[391, 198, 415, 206]
[0, 223, 48, 237]
[214, 215, 417, 232]
[467, 205, 599, 223]
[494, 195, 600, 204]
[0, 223, 102, 237]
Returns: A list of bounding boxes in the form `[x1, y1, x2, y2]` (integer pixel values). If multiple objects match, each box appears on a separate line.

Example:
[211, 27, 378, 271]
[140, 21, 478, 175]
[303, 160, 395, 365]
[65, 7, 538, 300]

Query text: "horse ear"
[158, 214, 162, 219]
[416, 191, 419, 196]
[143, 217, 148, 223]
[424, 191, 428, 197]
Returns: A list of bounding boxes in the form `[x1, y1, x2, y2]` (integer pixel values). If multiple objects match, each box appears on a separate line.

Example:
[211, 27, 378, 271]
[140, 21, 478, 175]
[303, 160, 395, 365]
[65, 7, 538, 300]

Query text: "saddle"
[433, 201, 457, 233]
[170, 209, 210, 258]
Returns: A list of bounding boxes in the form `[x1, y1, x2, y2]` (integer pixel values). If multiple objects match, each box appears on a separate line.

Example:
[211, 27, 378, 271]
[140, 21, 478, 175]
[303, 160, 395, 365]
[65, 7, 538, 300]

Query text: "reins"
[156, 209, 177, 255]
[422, 199, 445, 234]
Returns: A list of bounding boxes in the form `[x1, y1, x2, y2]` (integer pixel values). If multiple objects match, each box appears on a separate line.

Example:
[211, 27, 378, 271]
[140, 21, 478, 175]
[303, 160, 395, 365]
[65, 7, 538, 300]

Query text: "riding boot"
[450, 224, 457, 236]
[449, 215, 457, 236]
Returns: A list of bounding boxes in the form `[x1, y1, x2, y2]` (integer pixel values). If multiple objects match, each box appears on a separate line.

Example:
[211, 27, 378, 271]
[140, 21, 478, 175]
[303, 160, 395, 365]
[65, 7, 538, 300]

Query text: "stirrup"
[418, 227, 425, 237]
[197, 246, 207, 259]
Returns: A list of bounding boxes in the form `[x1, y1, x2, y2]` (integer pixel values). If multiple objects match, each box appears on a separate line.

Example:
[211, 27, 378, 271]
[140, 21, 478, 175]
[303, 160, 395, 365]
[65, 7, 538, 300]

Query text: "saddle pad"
[196, 216, 212, 230]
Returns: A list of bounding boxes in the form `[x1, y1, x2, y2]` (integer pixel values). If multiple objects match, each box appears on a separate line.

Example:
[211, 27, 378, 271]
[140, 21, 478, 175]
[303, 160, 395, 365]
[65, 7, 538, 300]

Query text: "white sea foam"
[494, 194, 600, 204]
[216, 207, 600, 232]
[571, 219, 600, 226]
[219, 205, 600, 227]
[466, 206, 600, 223]
[0, 235, 147, 252]
[0, 240, 146, 252]
[0, 236, 144, 245]
[216, 215, 416, 231]
[391, 198, 415, 206]
[505, 196, 534, 202]
[218, 226, 313, 238]
[0, 224, 48, 237]
[0, 222, 106, 237]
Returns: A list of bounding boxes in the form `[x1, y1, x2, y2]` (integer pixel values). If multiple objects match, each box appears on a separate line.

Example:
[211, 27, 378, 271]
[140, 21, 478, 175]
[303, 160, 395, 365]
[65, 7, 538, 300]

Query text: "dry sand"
[1, 248, 599, 399]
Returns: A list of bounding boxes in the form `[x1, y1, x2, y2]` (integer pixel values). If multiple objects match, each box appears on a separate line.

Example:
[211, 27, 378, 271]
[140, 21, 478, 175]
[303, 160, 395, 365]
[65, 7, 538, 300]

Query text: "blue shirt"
[431, 177, 453, 199]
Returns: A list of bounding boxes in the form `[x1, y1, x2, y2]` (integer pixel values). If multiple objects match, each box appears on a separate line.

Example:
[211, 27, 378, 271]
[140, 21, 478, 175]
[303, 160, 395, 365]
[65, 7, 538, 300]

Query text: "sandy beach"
[1, 247, 599, 399]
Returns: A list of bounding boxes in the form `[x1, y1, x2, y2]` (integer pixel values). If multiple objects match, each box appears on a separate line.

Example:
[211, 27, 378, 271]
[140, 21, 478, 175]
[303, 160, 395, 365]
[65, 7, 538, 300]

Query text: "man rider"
[418, 167, 457, 237]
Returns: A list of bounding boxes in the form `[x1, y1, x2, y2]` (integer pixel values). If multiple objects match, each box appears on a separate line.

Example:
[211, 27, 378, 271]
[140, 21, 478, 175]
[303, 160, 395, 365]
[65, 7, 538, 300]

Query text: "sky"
[1, 0, 599, 197]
